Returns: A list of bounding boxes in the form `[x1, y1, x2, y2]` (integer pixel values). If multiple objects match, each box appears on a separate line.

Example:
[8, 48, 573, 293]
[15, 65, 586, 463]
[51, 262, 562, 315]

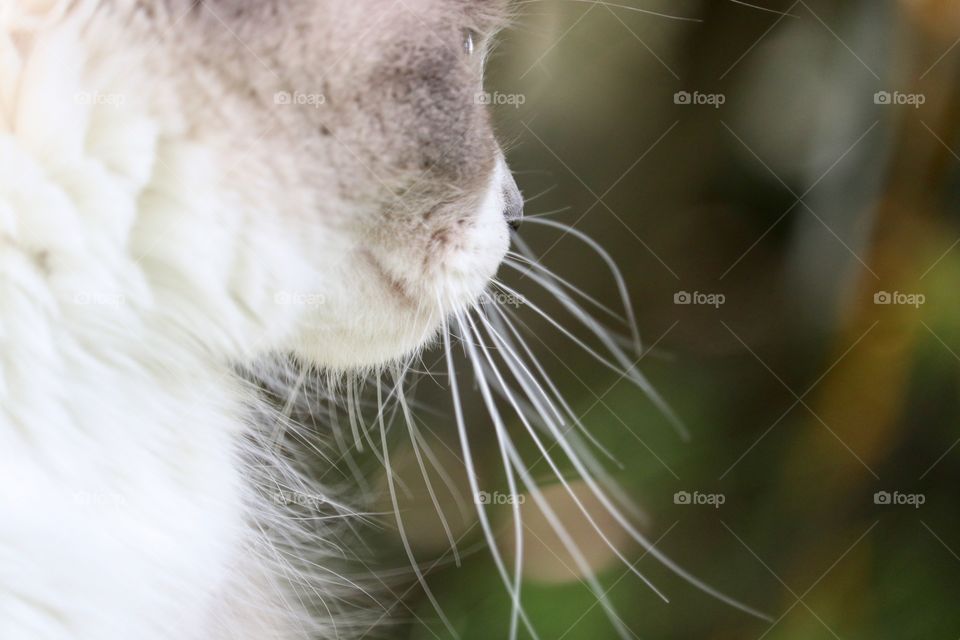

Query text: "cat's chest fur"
[0, 6, 309, 638]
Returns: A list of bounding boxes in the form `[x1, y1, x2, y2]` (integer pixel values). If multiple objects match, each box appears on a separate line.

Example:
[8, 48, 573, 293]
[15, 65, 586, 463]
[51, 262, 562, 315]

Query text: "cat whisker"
[327, 396, 373, 497]
[516, 183, 558, 205]
[468, 309, 666, 600]
[726, 0, 799, 17]
[345, 379, 364, 452]
[442, 300, 541, 640]
[492, 279, 688, 440]
[393, 364, 474, 523]
[514, 0, 796, 22]
[268, 365, 308, 449]
[390, 366, 463, 568]
[476, 297, 642, 535]
[480, 303, 632, 487]
[513, 0, 703, 23]
[410, 424, 474, 523]
[514, 221, 642, 357]
[467, 285, 772, 623]
[457, 310, 528, 640]
[459, 310, 638, 639]
[517, 205, 573, 219]
[376, 378, 460, 638]
[504, 252, 627, 325]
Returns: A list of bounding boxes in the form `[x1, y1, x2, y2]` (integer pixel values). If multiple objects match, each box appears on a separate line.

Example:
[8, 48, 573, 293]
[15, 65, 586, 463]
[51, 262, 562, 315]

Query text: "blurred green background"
[353, 1, 960, 638]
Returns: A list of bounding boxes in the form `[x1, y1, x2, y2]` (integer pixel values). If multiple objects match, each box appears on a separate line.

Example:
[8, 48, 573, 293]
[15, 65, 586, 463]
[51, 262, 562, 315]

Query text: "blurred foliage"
[361, 1, 960, 638]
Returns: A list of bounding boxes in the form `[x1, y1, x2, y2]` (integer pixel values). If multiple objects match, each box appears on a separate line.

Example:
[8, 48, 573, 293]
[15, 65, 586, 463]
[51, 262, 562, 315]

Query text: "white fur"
[0, 2, 511, 638]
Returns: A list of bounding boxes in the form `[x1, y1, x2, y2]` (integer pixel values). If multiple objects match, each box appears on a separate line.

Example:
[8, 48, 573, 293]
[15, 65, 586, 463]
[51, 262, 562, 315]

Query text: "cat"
[0, 1, 520, 638]
[1, 2, 771, 638]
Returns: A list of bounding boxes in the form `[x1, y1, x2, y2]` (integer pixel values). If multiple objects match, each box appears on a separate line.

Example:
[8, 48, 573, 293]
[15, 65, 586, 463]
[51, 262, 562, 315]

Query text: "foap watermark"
[72, 291, 126, 307]
[274, 91, 326, 109]
[674, 90, 725, 109]
[274, 291, 326, 307]
[674, 490, 726, 509]
[475, 91, 526, 108]
[71, 490, 128, 509]
[74, 91, 126, 108]
[272, 489, 327, 510]
[481, 291, 525, 308]
[874, 490, 925, 509]
[874, 90, 925, 108]
[674, 290, 725, 308]
[874, 291, 925, 308]
[475, 490, 525, 505]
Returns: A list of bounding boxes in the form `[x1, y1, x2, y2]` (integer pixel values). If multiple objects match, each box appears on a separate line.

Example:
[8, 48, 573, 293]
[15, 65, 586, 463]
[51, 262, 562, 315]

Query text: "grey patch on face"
[154, 0, 512, 232]
[367, 38, 497, 185]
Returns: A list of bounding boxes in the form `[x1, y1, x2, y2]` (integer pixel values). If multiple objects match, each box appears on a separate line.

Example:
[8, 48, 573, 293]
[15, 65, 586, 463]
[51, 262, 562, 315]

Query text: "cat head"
[169, 0, 521, 369]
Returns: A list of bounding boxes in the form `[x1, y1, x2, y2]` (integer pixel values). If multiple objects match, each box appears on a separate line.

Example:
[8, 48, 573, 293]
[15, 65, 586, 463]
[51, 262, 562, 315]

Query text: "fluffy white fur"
[0, 1, 511, 638]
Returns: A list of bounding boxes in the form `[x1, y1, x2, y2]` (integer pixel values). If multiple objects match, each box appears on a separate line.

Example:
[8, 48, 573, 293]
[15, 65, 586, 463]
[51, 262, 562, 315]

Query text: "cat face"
[174, 0, 520, 368]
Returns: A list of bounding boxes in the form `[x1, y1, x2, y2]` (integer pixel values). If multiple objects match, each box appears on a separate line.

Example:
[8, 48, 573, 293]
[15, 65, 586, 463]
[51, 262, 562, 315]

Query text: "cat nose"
[503, 172, 524, 230]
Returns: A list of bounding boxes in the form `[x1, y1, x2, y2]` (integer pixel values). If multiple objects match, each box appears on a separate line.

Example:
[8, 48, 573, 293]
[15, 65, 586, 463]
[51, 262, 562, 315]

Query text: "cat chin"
[287, 166, 512, 371]
[287, 266, 495, 371]
[290, 323, 441, 372]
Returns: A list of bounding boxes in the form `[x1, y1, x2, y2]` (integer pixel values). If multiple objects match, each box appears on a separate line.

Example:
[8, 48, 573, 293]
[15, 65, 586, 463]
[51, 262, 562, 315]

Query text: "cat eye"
[463, 30, 476, 56]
